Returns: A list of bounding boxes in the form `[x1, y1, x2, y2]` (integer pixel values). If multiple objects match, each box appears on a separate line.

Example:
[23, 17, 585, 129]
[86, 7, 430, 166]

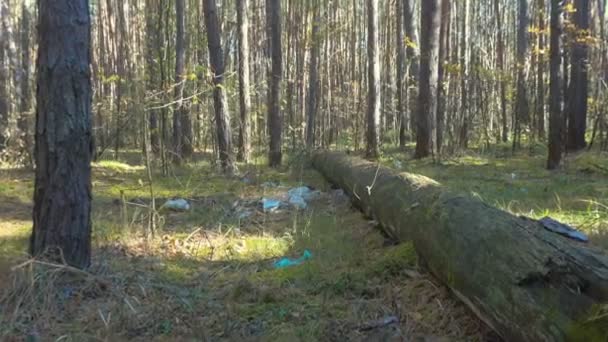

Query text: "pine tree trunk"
[306, 1, 320, 148]
[0, 0, 9, 152]
[31, 0, 93, 269]
[203, 0, 235, 174]
[566, 0, 589, 151]
[236, 0, 251, 163]
[415, 0, 441, 159]
[514, 0, 530, 150]
[366, 0, 381, 159]
[548, 0, 565, 170]
[267, 0, 283, 167]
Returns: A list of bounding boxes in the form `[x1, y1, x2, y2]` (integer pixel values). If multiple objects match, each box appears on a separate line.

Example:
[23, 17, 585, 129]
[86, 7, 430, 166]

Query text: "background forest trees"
[0, 0, 607, 171]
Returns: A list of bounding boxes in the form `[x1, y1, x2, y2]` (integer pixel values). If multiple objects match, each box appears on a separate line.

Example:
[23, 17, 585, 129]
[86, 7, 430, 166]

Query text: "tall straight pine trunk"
[366, 0, 381, 159]
[31, 0, 93, 269]
[414, 0, 441, 159]
[267, 0, 283, 167]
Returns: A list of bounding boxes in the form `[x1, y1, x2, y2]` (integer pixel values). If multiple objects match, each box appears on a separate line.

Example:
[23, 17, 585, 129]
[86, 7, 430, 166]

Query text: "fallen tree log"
[312, 151, 608, 342]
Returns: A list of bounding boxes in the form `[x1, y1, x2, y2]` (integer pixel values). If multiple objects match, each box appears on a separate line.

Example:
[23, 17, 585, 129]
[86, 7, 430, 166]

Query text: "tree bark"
[31, 0, 93, 269]
[403, 0, 419, 142]
[203, 0, 235, 174]
[267, 0, 282, 167]
[514, 0, 531, 150]
[495, 0, 508, 143]
[306, 1, 320, 149]
[17, 3, 31, 161]
[548, 0, 565, 170]
[313, 151, 608, 342]
[236, 0, 251, 163]
[396, 0, 406, 148]
[566, 0, 589, 151]
[415, 0, 441, 159]
[0, 0, 9, 152]
[366, 0, 381, 159]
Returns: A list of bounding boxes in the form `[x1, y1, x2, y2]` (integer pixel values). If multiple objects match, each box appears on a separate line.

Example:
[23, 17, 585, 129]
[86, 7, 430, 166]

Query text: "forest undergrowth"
[0, 146, 606, 341]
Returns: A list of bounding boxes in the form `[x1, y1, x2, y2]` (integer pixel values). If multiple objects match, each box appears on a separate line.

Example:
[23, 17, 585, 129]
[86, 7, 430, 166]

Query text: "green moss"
[366, 242, 417, 279]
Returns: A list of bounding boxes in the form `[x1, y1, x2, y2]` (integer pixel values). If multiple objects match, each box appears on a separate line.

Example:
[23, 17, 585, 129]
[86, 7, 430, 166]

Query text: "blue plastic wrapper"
[273, 250, 312, 269]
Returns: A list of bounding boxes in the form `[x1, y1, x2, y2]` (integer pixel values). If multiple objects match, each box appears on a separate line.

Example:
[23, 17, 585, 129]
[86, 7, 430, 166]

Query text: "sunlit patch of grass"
[92, 160, 145, 173]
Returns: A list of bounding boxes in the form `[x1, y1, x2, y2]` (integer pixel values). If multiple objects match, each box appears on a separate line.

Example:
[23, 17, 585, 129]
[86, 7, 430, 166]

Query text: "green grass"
[0, 148, 605, 340]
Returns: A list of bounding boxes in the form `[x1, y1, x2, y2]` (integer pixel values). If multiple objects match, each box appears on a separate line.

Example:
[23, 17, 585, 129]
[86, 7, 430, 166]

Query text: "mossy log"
[312, 151, 608, 342]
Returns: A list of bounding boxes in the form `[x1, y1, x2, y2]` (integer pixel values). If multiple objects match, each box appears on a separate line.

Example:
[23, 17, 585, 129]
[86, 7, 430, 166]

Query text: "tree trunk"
[396, 0, 406, 148]
[312, 151, 608, 342]
[17, 3, 31, 161]
[236, 0, 251, 163]
[31, 0, 93, 269]
[306, 1, 320, 149]
[495, 0, 508, 143]
[267, 0, 282, 167]
[173, 0, 190, 162]
[366, 0, 381, 159]
[145, 0, 160, 154]
[0, 0, 9, 152]
[566, 0, 589, 151]
[403, 0, 419, 142]
[436, 0, 450, 155]
[414, 0, 441, 159]
[203, 0, 235, 174]
[514, 0, 531, 150]
[536, 0, 546, 140]
[548, 0, 565, 170]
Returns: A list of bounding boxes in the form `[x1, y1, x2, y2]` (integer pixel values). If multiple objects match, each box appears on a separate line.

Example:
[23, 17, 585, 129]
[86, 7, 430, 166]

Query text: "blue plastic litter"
[287, 186, 320, 201]
[273, 250, 312, 269]
[288, 194, 307, 209]
[540, 216, 589, 242]
[262, 198, 282, 212]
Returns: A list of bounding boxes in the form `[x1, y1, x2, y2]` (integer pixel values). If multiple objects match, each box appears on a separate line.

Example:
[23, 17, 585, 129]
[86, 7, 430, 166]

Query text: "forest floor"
[0, 145, 606, 341]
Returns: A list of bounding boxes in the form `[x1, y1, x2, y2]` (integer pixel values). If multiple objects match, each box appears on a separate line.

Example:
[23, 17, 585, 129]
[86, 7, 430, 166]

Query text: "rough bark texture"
[18, 3, 31, 158]
[31, 0, 93, 269]
[267, 0, 282, 167]
[548, 0, 564, 170]
[403, 0, 419, 141]
[236, 0, 251, 163]
[566, 0, 589, 151]
[203, 0, 235, 174]
[0, 0, 9, 152]
[415, 0, 440, 159]
[173, 0, 187, 162]
[306, 2, 320, 148]
[313, 151, 608, 342]
[366, 0, 380, 159]
[514, 0, 531, 148]
[396, 0, 406, 148]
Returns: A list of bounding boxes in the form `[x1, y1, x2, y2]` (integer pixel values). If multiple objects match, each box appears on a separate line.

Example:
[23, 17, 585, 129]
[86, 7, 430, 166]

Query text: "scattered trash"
[511, 173, 517, 180]
[273, 249, 312, 269]
[261, 198, 283, 212]
[283, 186, 321, 210]
[288, 194, 308, 209]
[162, 198, 191, 211]
[393, 160, 403, 169]
[359, 315, 399, 331]
[540, 216, 589, 242]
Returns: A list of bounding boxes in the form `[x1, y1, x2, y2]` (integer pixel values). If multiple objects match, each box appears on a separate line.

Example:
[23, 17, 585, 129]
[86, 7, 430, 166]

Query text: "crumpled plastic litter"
[162, 198, 191, 211]
[540, 216, 588, 242]
[273, 249, 312, 269]
[287, 186, 321, 201]
[288, 194, 308, 209]
[262, 198, 282, 212]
